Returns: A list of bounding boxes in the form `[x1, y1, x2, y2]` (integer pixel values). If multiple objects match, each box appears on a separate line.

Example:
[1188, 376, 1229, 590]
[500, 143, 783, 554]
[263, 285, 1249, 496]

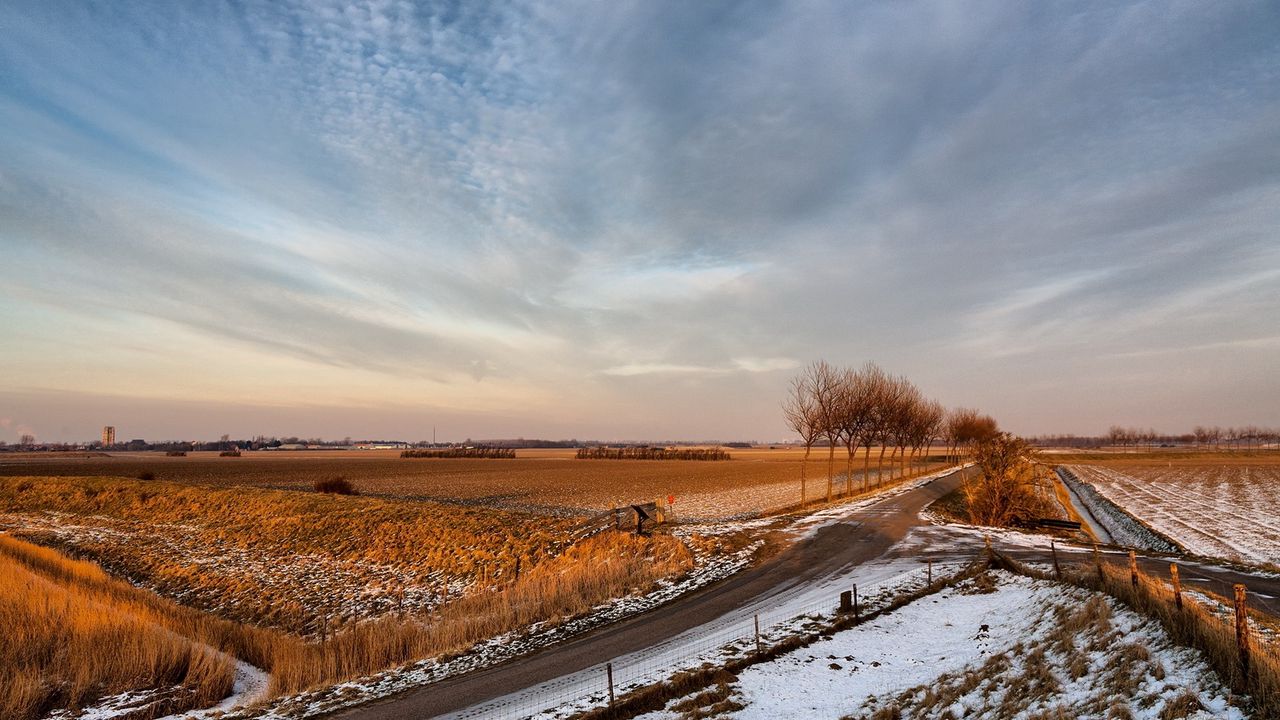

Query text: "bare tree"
[836, 363, 878, 495]
[782, 368, 823, 507]
[869, 374, 913, 486]
[809, 361, 844, 503]
[909, 398, 945, 475]
[945, 408, 977, 464]
[855, 364, 890, 488]
[887, 378, 923, 481]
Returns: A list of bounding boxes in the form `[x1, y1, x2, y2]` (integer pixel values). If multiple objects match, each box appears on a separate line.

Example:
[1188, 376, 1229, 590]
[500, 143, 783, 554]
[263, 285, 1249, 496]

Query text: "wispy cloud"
[1, 0, 1278, 440]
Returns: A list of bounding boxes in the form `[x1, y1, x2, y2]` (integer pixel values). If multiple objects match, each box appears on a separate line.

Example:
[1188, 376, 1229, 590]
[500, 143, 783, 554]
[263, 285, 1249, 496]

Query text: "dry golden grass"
[0, 526, 695, 708]
[0, 475, 577, 632]
[267, 530, 693, 694]
[0, 535, 236, 720]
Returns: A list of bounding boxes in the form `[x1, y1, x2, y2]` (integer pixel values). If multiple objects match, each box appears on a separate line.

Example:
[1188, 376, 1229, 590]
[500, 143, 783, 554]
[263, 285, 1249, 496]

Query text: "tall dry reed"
[0, 539, 235, 719]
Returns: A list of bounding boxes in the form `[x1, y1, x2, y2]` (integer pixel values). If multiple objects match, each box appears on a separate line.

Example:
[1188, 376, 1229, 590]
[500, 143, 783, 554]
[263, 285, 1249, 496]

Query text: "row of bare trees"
[1103, 425, 1280, 450]
[782, 361, 999, 506]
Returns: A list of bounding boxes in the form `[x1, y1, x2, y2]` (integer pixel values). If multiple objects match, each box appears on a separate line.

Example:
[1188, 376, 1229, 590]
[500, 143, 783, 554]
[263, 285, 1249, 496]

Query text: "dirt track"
[332, 467, 977, 719]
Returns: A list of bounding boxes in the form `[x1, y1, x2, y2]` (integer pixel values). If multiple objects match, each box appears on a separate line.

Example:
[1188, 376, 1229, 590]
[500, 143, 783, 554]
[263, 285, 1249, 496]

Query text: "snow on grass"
[1056, 468, 1180, 554]
[1066, 464, 1280, 567]
[636, 572, 1242, 720]
[213, 537, 764, 720]
[495, 560, 969, 720]
[54, 654, 272, 720]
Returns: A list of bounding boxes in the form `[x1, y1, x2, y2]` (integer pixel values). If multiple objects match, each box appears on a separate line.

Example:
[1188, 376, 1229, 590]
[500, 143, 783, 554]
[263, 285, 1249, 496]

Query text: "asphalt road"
[333, 466, 976, 719]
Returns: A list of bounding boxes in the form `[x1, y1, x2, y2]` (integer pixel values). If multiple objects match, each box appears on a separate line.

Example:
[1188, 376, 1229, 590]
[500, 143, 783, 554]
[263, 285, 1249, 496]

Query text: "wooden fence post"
[1234, 584, 1250, 676]
[927, 560, 933, 585]
[1051, 539, 1060, 579]
[840, 590, 853, 613]
[514, 556, 522, 582]
[1129, 550, 1139, 589]
[1170, 563, 1181, 610]
[852, 584, 859, 619]
[607, 662, 615, 706]
[1093, 545, 1103, 584]
[754, 614, 762, 653]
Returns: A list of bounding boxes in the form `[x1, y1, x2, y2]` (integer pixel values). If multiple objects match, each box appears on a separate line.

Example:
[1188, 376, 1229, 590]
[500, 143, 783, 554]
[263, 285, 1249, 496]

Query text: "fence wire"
[445, 562, 957, 720]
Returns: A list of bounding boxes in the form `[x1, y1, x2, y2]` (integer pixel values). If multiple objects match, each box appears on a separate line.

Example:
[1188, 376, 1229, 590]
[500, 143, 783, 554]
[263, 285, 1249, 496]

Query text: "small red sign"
[668, 494, 675, 505]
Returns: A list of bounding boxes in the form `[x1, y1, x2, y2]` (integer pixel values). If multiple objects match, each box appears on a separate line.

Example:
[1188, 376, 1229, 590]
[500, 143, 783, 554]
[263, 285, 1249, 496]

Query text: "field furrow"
[1067, 462, 1280, 567]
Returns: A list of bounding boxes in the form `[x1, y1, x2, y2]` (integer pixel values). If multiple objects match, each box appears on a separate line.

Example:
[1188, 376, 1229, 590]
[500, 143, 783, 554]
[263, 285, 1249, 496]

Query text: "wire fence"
[1008, 547, 1280, 715]
[447, 562, 959, 720]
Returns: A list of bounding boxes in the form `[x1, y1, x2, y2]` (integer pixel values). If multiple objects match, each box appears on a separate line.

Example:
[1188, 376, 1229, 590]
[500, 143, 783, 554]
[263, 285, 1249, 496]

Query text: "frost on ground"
[1066, 464, 1280, 568]
[1056, 468, 1180, 554]
[636, 572, 1242, 720]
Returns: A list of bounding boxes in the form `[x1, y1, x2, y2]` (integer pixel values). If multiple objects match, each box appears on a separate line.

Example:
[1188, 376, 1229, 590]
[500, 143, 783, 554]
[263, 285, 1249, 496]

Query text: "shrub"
[137, 470, 156, 481]
[962, 434, 1055, 527]
[575, 447, 732, 461]
[166, 451, 187, 457]
[218, 449, 241, 457]
[313, 477, 359, 495]
[401, 447, 516, 459]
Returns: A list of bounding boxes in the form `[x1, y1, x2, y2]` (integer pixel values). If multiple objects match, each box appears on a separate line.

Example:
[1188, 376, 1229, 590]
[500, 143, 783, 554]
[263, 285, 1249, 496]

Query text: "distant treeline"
[1030, 425, 1280, 449]
[401, 447, 517, 459]
[466, 438, 580, 448]
[575, 447, 731, 461]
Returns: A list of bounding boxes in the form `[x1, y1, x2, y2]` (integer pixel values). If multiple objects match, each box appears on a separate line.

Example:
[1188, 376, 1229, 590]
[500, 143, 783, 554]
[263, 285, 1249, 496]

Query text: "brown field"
[1043, 448, 1280, 466]
[0, 447, 947, 520]
[1056, 453, 1280, 568]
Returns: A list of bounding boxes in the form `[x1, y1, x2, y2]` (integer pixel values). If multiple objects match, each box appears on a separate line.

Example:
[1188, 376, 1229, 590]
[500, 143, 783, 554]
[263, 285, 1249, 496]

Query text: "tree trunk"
[862, 443, 871, 492]
[826, 442, 835, 503]
[844, 443, 855, 498]
[800, 444, 810, 507]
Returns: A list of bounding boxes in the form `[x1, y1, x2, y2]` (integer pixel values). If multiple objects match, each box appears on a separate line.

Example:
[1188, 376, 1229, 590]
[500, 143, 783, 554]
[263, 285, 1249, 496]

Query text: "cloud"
[600, 364, 727, 377]
[1, 0, 1278, 439]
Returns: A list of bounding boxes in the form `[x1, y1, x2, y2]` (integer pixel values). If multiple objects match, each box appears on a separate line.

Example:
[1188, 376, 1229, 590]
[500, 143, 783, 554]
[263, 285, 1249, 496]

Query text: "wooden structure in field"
[614, 499, 670, 535]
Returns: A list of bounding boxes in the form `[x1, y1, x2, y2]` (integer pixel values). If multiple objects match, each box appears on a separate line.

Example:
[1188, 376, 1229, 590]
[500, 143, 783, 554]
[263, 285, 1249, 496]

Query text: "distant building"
[102, 426, 116, 446]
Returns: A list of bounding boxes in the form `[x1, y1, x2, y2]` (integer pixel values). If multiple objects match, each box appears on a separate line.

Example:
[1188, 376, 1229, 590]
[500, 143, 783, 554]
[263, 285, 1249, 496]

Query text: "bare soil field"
[0, 448, 944, 520]
[1058, 453, 1280, 567]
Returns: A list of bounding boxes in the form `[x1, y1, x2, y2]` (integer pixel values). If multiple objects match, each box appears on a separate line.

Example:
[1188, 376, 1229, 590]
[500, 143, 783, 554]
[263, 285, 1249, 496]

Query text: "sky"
[1, 1, 1278, 444]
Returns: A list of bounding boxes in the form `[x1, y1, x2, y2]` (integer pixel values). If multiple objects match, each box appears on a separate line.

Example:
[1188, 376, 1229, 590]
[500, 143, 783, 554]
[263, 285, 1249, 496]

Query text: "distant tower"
[102, 426, 116, 447]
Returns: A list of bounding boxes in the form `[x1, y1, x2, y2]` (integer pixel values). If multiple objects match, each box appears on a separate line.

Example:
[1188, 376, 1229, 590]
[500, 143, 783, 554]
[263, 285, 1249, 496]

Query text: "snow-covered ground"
[634, 572, 1242, 720]
[499, 560, 964, 720]
[1056, 468, 1180, 553]
[1065, 464, 1280, 567]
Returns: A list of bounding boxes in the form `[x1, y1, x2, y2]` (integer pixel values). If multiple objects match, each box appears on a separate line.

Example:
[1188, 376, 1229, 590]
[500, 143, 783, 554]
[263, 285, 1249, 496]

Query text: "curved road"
[334, 466, 976, 719]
